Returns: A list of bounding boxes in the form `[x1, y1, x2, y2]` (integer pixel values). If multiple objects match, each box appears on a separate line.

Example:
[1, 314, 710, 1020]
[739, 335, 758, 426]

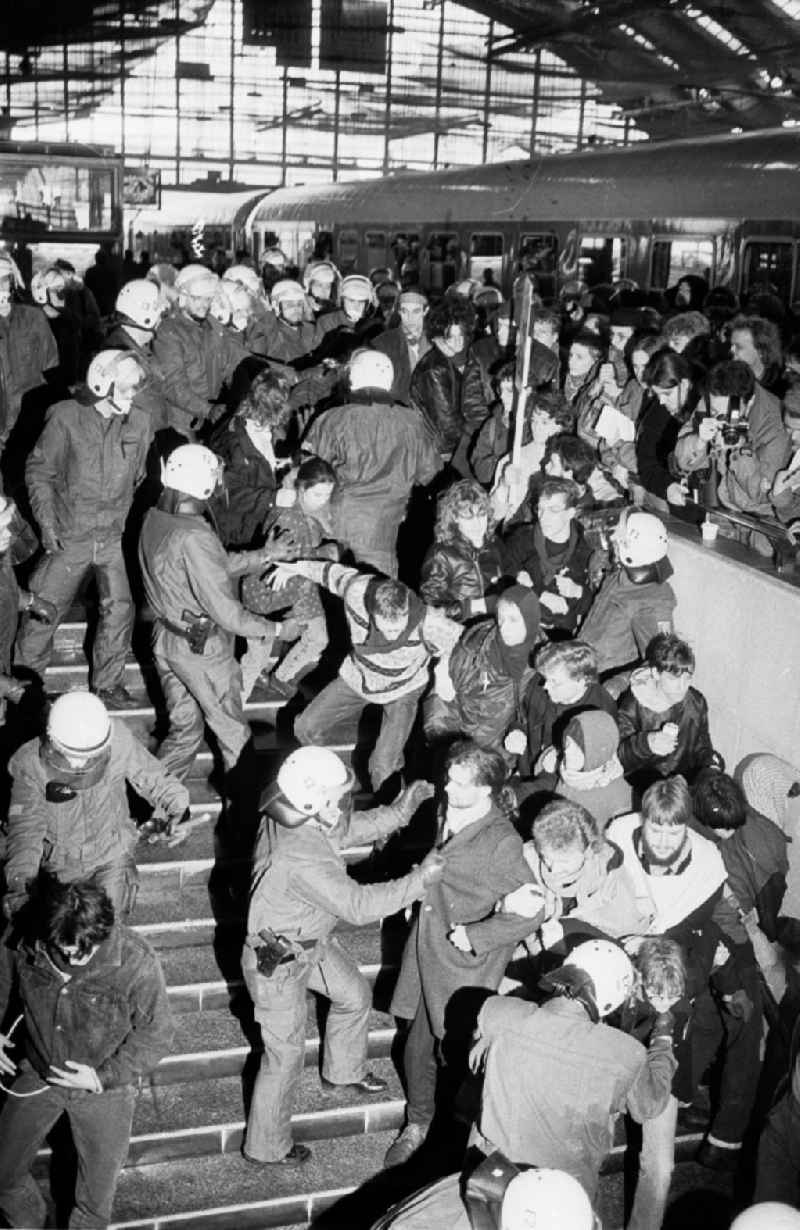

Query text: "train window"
[520, 233, 557, 302]
[651, 239, 714, 290]
[578, 236, 624, 288]
[426, 232, 460, 293]
[741, 240, 794, 304]
[365, 230, 388, 273]
[469, 232, 503, 287]
[337, 228, 360, 274]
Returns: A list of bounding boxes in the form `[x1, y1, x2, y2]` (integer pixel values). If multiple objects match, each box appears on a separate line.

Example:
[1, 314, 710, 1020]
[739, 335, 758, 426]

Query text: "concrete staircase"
[26, 620, 727, 1230]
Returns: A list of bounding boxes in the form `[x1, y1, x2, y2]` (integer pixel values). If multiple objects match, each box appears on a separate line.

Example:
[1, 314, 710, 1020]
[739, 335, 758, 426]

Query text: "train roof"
[128, 186, 272, 231]
[250, 128, 800, 227]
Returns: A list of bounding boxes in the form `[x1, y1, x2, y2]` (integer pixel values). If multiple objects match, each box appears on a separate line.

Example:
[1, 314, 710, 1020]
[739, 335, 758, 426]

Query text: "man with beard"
[370, 289, 431, 405]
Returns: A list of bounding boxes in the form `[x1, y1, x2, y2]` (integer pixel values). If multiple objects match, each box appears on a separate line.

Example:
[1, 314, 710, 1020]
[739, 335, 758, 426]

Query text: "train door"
[518, 232, 558, 302]
[739, 237, 796, 304]
[650, 236, 716, 293]
[390, 231, 421, 288]
[577, 234, 626, 288]
[337, 227, 360, 275]
[468, 232, 503, 290]
[422, 231, 461, 295]
[364, 230, 389, 278]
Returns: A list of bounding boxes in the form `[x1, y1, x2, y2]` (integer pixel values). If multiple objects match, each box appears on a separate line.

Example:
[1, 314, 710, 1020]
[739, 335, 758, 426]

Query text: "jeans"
[626, 1094, 677, 1230]
[153, 628, 250, 780]
[0, 1062, 135, 1229]
[688, 980, 763, 1145]
[295, 676, 424, 790]
[243, 936, 371, 1161]
[16, 537, 133, 691]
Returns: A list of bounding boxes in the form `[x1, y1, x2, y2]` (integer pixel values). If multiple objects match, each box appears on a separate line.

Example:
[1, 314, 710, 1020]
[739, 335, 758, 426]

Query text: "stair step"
[159, 1012, 395, 1084]
[110, 1128, 399, 1229]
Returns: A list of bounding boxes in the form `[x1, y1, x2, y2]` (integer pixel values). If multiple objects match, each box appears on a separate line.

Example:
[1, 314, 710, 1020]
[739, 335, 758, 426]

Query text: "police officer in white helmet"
[106, 279, 172, 435]
[0, 252, 58, 455]
[3, 689, 190, 919]
[138, 443, 279, 785]
[16, 350, 149, 710]
[242, 745, 443, 1168]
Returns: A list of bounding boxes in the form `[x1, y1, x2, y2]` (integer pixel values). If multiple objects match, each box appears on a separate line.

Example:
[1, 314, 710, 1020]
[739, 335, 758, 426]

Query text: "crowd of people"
[0, 240, 798, 1228]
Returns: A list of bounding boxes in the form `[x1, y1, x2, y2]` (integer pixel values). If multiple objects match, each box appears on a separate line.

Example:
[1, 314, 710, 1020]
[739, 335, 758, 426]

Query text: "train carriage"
[248, 127, 800, 304]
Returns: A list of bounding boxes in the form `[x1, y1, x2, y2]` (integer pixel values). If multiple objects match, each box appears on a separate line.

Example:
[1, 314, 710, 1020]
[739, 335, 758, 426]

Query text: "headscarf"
[489, 584, 541, 678]
[741, 755, 800, 834]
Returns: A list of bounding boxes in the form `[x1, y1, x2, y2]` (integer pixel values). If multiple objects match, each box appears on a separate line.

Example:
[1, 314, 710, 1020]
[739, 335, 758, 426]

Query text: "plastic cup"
[701, 520, 719, 543]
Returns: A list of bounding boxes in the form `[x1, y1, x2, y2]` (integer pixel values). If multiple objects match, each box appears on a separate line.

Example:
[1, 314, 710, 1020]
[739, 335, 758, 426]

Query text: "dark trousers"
[689, 978, 763, 1144]
[754, 1090, 800, 1205]
[16, 537, 133, 691]
[0, 1062, 135, 1228]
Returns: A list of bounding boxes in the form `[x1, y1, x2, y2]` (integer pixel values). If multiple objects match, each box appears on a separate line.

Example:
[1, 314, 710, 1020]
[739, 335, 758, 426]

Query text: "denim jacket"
[0, 924, 173, 1089]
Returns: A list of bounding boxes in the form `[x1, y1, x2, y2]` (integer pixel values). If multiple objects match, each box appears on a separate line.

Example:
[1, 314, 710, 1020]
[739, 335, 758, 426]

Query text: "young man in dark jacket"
[0, 873, 173, 1229]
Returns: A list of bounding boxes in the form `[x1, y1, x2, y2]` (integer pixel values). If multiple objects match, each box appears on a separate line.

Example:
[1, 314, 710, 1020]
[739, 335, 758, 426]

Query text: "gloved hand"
[40, 526, 62, 554]
[395, 779, 435, 823]
[26, 594, 58, 623]
[419, 850, 445, 887]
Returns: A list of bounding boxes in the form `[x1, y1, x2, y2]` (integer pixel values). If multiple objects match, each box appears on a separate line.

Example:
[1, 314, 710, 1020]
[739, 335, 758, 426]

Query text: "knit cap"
[741, 755, 800, 833]
[563, 710, 620, 772]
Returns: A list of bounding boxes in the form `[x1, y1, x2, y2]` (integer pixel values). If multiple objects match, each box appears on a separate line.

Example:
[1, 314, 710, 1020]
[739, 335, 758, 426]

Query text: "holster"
[254, 928, 296, 977]
[463, 1151, 520, 1230]
[182, 609, 214, 655]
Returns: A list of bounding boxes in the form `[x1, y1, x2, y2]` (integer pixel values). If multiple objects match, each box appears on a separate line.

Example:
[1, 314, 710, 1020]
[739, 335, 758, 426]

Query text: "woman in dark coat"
[208, 368, 292, 547]
[419, 478, 501, 622]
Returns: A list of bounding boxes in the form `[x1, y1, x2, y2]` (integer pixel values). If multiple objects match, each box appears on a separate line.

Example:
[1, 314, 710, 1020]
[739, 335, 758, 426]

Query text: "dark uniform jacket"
[26, 397, 149, 544]
[105, 323, 171, 435]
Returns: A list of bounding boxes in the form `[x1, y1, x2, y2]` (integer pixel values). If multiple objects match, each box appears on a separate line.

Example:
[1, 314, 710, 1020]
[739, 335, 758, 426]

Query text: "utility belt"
[251, 929, 319, 977]
[157, 609, 216, 655]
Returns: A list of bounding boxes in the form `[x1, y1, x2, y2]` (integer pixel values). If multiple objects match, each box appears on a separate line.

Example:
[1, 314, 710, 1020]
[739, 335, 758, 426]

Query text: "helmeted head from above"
[86, 350, 144, 417]
[303, 259, 340, 304]
[222, 264, 262, 299]
[730, 1205, 800, 1230]
[43, 690, 113, 789]
[268, 746, 355, 830]
[500, 1167, 596, 1230]
[175, 264, 220, 320]
[162, 443, 223, 501]
[270, 278, 307, 324]
[0, 251, 24, 318]
[0, 493, 16, 556]
[31, 267, 67, 312]
[613, 509, 668, 570]
[348, 347, 394, 394]
[542, 939, 634, 1023]
[261, 246, 287, 273]
[115, 277, 164, 333]
[340, 273, 375, 322]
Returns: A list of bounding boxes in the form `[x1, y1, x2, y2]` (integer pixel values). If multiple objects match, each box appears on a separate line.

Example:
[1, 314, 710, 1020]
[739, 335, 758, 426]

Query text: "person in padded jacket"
[500, 476, 594, 639]
[617, 633, 718, 797]
[420, 479, 502, 622]
[209, 369, 292, 548]
[409, 296, 475, 459]
[423, 586, 540, 753]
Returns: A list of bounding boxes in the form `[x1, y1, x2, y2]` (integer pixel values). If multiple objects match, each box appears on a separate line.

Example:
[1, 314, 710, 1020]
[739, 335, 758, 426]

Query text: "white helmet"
[304, 260, 339, 293]
[86, 350, 144, 414]
[270, 279, 306, 309]
[222, 264, 262, 297]
[47, 691, 112, 761]
[276, 747, 353, 819]
[730, 1206, 800, 1230]
[0, 251, 24, 288]
[224, 282, 253, 332]
[261, 246, 288, 271]
[500, 1169, 595, 1230]
[340, 274, 375, 305]
[349, 349, 394, 393]
[31, 268, 67, 309]
[163, 444, 222, 500]
[614, 510, 669, 569]
[175, 264, 219, 299]
[562, 940, 634, 1019]
[116, 278, 163, 331]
